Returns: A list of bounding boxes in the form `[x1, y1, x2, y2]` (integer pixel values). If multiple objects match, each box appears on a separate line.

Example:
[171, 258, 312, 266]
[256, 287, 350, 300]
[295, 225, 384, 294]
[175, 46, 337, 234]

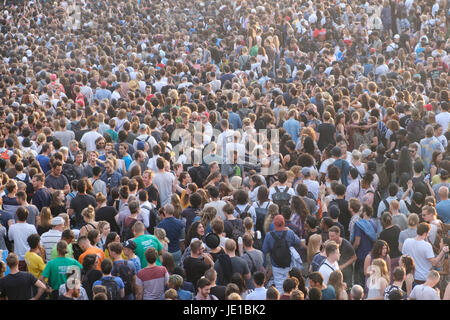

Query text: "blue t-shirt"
[322, 285, 336, 300]
[93, 275, 125, 290]
[36, 155, 51, 174]
[157, 217, 185, 253]
[262, 229, 301, 268]
[436, 200, 450, 223]
[354, 222, 376, 260]
[128, 257, 142, 272]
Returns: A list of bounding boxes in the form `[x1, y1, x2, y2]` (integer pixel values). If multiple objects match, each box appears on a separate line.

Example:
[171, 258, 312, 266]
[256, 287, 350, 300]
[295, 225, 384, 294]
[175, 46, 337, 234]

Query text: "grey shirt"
[399, 227, 417, 245]
[392, 214, 408, 231]
[53, 130, 75, 148]
[214, 256, 250, 286]
[0, 225, 7, 250]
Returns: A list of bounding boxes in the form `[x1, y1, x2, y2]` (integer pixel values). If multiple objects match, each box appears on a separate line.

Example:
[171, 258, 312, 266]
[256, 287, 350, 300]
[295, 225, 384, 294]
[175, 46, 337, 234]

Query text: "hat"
[51, 217, 65, 226]
[137, 141, 146, 150]
[241, 97, 249, 105]
[100, 80, 108, 87]
[328, 205, 340, 219]
[273, 215, 285, 231]
[331, 146, 342, 157]
[204, 233, 220, 249]
[123, 240, 137, 251]
[139, 123, 148, 130]
[393, 34, 400, 40]
[424, 104, 433, 111]
[301, 167, 311, 177]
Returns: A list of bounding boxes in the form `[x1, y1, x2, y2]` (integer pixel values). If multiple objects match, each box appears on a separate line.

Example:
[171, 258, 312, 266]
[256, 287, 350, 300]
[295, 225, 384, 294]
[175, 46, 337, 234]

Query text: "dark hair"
[145, 247, 158, 264]
[371, 240, 389, 259]
[309, 272, 324, 285]
[100, 258, 113, 274]
[197, 277, 211, 290]
[27, 233, 40, 249]
[253, 271, 265, 286]
[417, 222, 431, 236]
[308, 287, 322, 300]
[282, 278, 297, 294]
[288, 268, 307, 297]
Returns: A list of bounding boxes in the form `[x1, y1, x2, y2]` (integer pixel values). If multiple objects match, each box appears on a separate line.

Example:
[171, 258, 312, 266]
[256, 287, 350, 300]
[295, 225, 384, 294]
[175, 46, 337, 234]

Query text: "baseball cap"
[393, 34, 400, 40]
[301, 167, 311, 177]
[137, 141, 146, 150]
[204, 233, 220, 249]
[123, 240, 137, 251]
[424, 104, 433, 111]
[51, 216, 65, 226]
[273, 215, 285, 231]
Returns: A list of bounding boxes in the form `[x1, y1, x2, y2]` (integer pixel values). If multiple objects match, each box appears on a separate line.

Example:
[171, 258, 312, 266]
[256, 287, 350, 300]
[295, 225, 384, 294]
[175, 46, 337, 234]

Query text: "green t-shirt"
[134, 234, 163, 268]
[105, 129, 118, 142]
[50, 243, 74, 261]
[41, 257, 83, 290]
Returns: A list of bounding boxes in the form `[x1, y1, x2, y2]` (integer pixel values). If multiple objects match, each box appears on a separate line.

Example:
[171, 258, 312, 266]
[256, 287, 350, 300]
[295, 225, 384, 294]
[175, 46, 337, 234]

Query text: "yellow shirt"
[24, 251, 46, 279]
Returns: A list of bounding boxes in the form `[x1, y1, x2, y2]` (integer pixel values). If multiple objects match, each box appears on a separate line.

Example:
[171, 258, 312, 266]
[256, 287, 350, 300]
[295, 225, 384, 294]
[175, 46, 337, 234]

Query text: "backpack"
[272, 186, 292, 210]
[375, 160, 389, 191]
[62, 163, 79, 184]
[143, 205, 161, 235]
[101, 277, 121, 300]
[270, 231, 291, 268]
[112, 261, 134, 297]
[121, 217, 138, 242]
[254, 202, 269, 235]
[235, 204, 252, 220]
[228, 219, 246, 242]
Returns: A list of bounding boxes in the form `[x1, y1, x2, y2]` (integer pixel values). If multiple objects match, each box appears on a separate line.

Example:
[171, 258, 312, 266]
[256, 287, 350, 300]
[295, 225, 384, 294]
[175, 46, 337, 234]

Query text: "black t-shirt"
[0, 271, 37, 300]
[210, 285, 226, 300]
[338, 238, 356, 267]
[45, 174, 69, 191]
[81, 269, 103, 300]
[380, 225, 401, 258]
[330, 198, 351, 240]
[145, 184, 161, 209]
[58, 295, 76, 300]
[223, 219, 244, 240]
[95, 206, 120, 233]
[70, 194, 97, 228]
[317, 123, 336, 151]
[183, 256, 210, 288]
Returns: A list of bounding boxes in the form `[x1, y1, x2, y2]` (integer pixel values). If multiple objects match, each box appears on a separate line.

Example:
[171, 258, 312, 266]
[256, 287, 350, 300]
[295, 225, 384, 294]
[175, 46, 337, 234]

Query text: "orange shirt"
[78, 247, 105, 270]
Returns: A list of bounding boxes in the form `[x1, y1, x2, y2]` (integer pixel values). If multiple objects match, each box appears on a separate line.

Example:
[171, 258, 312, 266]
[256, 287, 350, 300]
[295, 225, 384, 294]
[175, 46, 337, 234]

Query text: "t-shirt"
[40, 229, 62, 262]
[70, 194, 96, 228]
[353, 223, 375, 260]
[157, 217, 185, 253]
[134, 234, 163, 268]
[318, 259, 339, 285]
[136, 266, 169, 300]
[41, 257, 83, 290]
[24, 251, 46, 278]
[338, 238, 355, 271]
[152, 171, 175, 206]
[95, 206, 120, 233]
[78, 247, 105, 270]
[401, 238, 434, 281]
[392, 214, 408, 231]
[45, 174, 69, 191]
[214, 256, 250, 286]
[409, 284, 440, 300]
[321, 285, 336, 300]
[7, 223, 37, 260]
[379, 225, 401, 258]
[32, 187, 52, 212]
[50, 243, 74, 260]
[0, 271, 38, 300]
[317, 123, 336, 150]
[183, 256, 211, 287]
[399, 228, 417, 245]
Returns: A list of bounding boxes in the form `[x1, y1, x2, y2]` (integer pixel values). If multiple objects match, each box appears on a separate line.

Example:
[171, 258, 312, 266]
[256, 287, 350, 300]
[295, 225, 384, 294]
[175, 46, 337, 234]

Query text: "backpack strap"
[244, 204, 251, 214]
[321, 261, 335, 272]
[274, 186, 280, 193]
[245, 251, 257, 273]
[282, 187, 289, 193]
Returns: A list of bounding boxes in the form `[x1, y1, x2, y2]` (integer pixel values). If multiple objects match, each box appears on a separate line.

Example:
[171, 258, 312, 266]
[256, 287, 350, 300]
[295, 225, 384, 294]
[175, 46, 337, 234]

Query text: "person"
[402, 222, 449, 284]
[214, 239, 251, 287]
[167, 274, 193, 300]
[58, 278, 85, 300]
[40, 216, 65, 262]
[31, 173, 52, 212]
[135, 247, 169, 300]
[0, 253, 46, 300]
[25, 234, 46, 280]
[262, 215, 300, 293]
[280, 278, 297, 300]
[245, 271, 267, 300]
[194, 277, 218, 300]
[7, 206, 37, 271]
[350, 284, 364, 300]
[92, 258, 125, 300]
[40, 240, 83, 300]
[204, 268, 226, 300]
[309, 271, 336, 300]
[132, 222, 164, 268]
[44, 161, 70, 194]
[366, 258, 390, 300]
[157, 204, 185, 266]
[398, 213, 420, 251]
[69, 179, 97, 229]
[409, 270, 441, 300]
[152, 157, 175, 207]
[384, 267, 407, 300]
[436, 186, 450, 223]
[328, 270, 348, 300]
[318, 241, 340, 285]
[328, 226, 356, 288]
[78, 235, 105, 271]
[183, 239, 214, 289]
[109, 242, 137, 300]
[80, 254, 103, 300]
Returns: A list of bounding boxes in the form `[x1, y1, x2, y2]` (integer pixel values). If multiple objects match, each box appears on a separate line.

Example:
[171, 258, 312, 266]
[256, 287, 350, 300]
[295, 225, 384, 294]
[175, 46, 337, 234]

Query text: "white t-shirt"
[409, 284, 440, 300]
[80, 131, 103, 152]
[268, 185, 296, 200]
[318, 259, 339, 285]
[401, 238, 435, 281]
[8, 223, 37, 260]
[152, 171, 175, 207]
[436, 111, 450, 132]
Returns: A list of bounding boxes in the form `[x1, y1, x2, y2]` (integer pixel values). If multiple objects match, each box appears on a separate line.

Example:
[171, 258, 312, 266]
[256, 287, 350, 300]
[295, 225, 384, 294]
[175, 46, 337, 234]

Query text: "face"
[52, 165, 62, 176]
[197, 223, 205, 236]
[382, 245, 388, 256]
[89, 152, 97, 162]
[421, 209, 433, 222]
[105, 163, 113, 174]
[142, 172, 150, 185]
[199, 285, 211, 298]
[328, 231, 339, 242]
[119, 146, 126, 156]
[102, 224, 110, 235]
[105, 144, 112, 153]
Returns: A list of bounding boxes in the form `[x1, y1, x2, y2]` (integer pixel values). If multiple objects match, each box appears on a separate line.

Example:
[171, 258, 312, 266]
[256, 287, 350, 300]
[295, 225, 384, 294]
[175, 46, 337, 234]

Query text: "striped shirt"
[136, 266, 169, 300]
[40, 229, 62, 262]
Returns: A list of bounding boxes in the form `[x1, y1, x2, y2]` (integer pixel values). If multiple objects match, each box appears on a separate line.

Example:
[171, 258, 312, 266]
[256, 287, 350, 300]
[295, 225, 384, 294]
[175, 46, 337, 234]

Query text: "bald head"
[164, 204, 175, 216]
[351, 285, 364, 300]
[438, 186, 448, 200]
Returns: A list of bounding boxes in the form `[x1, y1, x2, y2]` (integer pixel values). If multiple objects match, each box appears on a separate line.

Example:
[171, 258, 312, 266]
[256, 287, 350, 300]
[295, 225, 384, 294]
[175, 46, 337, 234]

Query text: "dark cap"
[331, 146, 342, 157]
[204, 232, 220, 249]
[122, 240, 137, 251]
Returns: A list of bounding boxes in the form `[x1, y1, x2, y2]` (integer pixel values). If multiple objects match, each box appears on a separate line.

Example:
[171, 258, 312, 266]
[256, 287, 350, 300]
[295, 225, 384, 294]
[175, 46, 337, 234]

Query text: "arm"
[135, 284, 143, 300]
[31, 280, 46, 300]
[339, 253, 357, 270]
[428, 247, 448, 266]
[363, 254, 371, 277]
[352, 236, 361, 251]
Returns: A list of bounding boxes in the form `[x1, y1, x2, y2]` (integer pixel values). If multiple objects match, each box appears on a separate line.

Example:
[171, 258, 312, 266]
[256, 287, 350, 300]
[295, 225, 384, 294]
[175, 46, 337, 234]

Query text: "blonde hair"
[307, 234, 322, 264]
[328, 270, 345, 299]
[39, 207, 53, 228]
[264, 204, 279, 233]
[230, 176, 242, 190]
[98, 221, 110, 233]
[58, 213, 70, 230]
[154, 228, 170, 244]
[81, 205, 95, 220]
[372, 258, 390, 283]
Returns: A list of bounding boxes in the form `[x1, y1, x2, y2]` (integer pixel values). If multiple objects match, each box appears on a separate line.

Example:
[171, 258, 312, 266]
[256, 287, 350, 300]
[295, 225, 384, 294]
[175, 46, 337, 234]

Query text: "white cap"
[394, 34, 400, 39]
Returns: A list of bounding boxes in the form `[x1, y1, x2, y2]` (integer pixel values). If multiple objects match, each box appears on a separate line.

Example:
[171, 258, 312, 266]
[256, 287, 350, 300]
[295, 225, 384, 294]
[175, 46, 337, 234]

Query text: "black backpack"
[62, 163, 79, 184]
[121, 218, 138, 242]
[112, 261, 134, 297]
[235, 204, 252, 220]
[272, 186, 292, 210]
[270, 231, 291, 268]
[101, 277, 121, 300]
[142, 205, 161, 235]
[254, 202, 269, 236]
[227, 219, 245, 242]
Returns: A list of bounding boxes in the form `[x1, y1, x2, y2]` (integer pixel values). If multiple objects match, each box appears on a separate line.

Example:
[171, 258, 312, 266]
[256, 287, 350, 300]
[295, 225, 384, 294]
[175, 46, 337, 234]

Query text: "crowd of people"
[0, 0, 449, 300]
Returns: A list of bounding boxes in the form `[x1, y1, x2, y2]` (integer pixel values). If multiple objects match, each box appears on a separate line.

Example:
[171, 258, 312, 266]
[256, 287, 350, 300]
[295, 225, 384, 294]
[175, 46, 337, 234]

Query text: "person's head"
[417, 222, 431, 237]
[145, 247, 158, 265]
[5, 252, 19, 269]
[371, 240, 389, 259]
[325, 242, 340, 262]
[407, 213, 420, 228]
[81, 205, 95, 222]
[266, 286, 280, 300]
[16, 206, 29, 222]
[392, 266, 406, 283]
[100, 258, 113, 275]
[168, 274, 184, 291]
[308, 287, 322, 300]
[308, 272, 324, 289]
[282, 278, 297, 295]
[57, 240, 69, 257]
[27, 233, 41, 250]
[197, 277, 212, 298]
[350, 284, 364, 300]
[252, 271, 265, 288]
[132, 221, 146, 237]
[204, 268, 217, 285]
[381, 211, 393, 229]
[328, 226, 341, 243]
[421, 205, 437, 223]
[224, 239, 237, 255]
[438, 186, 449, 200]
[425, 270, 440, 287]
[108, 242, 123, 259]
